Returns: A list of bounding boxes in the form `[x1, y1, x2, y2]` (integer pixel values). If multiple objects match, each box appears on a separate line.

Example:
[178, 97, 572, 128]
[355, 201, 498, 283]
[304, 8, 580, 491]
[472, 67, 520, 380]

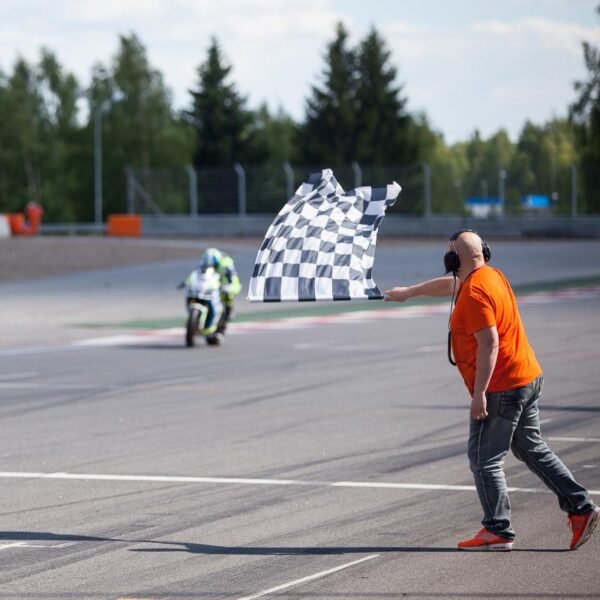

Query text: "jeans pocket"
[498, 388, 527, 423]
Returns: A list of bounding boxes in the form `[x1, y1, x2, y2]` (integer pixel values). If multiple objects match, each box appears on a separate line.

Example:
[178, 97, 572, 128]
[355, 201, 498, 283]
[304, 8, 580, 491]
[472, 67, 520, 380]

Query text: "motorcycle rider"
[189, 247, 242, 334]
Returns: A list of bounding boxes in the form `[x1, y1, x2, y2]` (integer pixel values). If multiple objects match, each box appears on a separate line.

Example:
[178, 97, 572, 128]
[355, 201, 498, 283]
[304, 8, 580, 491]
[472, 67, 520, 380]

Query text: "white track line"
[0, 382, 105, 390]
[0, 542, 28, 551]
[2, 285, 599, 357]
[548, 436, 600, 443]
[0, 371, 38, 381]
[235, 554, 380, 600]
[0, 345, 82, 357]
[0, 472, 310, 486]
[2, 471, 596, 494]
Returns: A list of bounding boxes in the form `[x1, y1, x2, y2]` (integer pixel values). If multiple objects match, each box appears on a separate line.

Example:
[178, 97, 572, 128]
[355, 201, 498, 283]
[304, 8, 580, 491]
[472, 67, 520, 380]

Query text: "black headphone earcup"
[482, 242, 491, 262]
[444, 251, 460, 274]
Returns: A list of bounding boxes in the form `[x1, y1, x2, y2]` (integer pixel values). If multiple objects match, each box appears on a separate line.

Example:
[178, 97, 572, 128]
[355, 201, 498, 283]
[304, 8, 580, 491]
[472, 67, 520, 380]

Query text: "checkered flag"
[248, 169, 401, 302]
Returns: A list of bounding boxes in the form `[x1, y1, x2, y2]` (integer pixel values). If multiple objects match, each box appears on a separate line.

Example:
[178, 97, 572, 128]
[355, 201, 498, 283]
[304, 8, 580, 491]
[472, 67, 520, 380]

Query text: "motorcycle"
[182, 266, 225, 347]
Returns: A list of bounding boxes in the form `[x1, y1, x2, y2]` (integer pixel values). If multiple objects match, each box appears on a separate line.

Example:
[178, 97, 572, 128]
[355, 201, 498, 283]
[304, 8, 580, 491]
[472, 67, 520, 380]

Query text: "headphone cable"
[447, 274, 457, 366]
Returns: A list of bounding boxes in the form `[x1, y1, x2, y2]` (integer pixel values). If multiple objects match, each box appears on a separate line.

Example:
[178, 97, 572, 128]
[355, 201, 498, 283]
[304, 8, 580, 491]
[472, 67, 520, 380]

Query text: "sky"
[1, 0, 598, 144]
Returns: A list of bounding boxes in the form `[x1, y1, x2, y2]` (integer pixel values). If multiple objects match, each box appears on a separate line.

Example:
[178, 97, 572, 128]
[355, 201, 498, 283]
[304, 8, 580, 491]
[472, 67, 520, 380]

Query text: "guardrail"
[39, 214, 600, 239]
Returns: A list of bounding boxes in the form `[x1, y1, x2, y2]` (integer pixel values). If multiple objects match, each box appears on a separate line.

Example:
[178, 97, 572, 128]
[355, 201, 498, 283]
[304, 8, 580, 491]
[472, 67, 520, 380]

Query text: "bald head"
[453, 231, 485, 263]
[446, 230, 487, 280]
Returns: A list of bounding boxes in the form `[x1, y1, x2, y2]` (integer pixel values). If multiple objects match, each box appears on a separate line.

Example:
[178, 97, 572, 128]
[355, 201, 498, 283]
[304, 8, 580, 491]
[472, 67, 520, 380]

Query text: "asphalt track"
[1, 239, 599, 599]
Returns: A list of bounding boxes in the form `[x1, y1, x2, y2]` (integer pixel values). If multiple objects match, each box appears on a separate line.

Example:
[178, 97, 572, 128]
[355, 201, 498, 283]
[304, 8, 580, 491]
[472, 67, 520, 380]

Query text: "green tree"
[186, 37, 253, 168]
[0, 51, 86, 221]
[545, 118, 578, 214]
[409, 115, 468, 213]
[299, 22, 357, 165]
[37, 50, 88, 221]
[251, 104, 297, 165]
[89, 33, 195, 216]
[451, 129, 518, 213]
[298, 22, 418, 182]
[354, 27, 414, 166]
[0, 59, 45, 212]
[570, 3, 600, 213]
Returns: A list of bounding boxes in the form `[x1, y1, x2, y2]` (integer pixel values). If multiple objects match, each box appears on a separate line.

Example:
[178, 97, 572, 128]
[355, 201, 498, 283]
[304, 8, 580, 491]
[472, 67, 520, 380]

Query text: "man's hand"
[384, 277, 457, 302]
[470, 391, 488, 420]
[384, 287, 412, 302]
[471, 325, 498, 421]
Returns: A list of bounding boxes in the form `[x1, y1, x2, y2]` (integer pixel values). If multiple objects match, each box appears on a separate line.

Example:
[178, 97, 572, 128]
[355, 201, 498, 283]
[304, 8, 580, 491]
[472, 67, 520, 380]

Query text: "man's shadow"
[0, 532, 568, 553]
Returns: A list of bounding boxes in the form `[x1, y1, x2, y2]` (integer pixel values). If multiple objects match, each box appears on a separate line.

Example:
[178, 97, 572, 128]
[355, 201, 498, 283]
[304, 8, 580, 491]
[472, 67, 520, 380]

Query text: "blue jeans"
[468, 376, 595, 539]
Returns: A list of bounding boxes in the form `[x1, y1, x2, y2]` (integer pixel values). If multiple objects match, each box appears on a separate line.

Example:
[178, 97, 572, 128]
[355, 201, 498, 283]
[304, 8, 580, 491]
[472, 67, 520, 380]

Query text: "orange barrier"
[106, 214, 142, 237]
[25, 202, 43, 233]
[8, 213, 28, 234]
[6, 202, 44, 235]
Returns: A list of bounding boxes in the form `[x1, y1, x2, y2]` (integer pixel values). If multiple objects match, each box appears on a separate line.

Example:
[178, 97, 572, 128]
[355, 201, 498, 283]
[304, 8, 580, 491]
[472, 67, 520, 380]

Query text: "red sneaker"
[457, 528, 514, 551]
[568, 506, 600, 550]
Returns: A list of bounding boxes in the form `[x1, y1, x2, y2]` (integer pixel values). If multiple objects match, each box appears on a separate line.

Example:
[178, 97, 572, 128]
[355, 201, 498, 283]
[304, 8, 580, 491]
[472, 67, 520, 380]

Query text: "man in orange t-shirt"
[449, 263, 542, 396]
[384, 230, 598, 551]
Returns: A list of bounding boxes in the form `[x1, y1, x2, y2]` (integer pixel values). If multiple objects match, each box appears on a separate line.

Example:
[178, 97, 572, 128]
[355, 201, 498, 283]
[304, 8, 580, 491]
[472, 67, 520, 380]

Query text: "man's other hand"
[470, 392, 488, 420]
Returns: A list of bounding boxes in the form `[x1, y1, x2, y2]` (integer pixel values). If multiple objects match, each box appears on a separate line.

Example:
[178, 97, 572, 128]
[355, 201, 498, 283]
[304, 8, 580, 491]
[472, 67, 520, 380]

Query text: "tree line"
[0, 9, 598, 222]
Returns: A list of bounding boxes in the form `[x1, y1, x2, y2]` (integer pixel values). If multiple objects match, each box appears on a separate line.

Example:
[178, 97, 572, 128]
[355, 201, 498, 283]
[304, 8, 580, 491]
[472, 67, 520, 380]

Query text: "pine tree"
[299, 22, 357, 165]
[354, 27, 413, 166]
[570, 3, 600, 213]
[186, 38, 252, 168]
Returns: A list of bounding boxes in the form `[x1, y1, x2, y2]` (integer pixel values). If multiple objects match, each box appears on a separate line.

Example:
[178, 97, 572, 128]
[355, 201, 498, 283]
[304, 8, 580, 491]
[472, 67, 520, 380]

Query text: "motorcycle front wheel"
[185, 308, 200, 347]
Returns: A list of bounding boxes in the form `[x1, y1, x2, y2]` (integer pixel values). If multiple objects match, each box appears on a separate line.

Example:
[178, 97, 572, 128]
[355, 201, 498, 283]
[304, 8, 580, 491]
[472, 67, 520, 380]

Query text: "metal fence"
[124, 161, 583, 217]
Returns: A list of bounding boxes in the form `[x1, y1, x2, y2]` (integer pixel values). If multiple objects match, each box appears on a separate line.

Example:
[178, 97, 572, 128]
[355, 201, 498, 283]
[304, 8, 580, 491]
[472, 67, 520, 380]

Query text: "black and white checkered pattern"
[248, 169, 401, 302]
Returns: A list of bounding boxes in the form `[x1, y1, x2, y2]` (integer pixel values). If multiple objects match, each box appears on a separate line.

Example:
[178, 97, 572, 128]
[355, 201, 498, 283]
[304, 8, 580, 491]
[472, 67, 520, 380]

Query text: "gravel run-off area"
[0, 236, 261, 282]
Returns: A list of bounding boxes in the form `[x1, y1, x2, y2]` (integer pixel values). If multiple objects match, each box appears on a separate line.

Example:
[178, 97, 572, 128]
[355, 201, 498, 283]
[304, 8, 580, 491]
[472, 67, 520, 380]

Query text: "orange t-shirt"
[450, 265, 542, 394]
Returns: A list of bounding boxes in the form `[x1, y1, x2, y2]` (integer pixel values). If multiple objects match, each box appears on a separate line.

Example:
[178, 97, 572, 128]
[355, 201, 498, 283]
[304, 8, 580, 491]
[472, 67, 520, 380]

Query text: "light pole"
[422, 161, 432, 217]
[571, 163, 578, 218]
[498, 168, 507, 204]
[94, 90, 125, 227]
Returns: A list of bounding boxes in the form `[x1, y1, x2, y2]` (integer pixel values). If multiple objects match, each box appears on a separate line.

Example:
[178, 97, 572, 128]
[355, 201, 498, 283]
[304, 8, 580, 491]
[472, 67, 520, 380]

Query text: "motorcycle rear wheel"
[206, 332, 223, 346]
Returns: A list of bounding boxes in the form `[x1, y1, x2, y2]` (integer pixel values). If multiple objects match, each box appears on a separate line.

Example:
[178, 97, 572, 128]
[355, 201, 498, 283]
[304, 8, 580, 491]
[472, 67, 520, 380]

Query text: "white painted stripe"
[333, 481, 476, 491]
[2, 285, 599, 357]
[0, 382, 105, 390]
[0, 371, 37, 381]
[0, 345, 83, 357]
[548, 436, 600, 443]
[2, 471, 595, 494]
[332, 481, 542, 493]
[0, 541, 59, 550]
[417, 345, 446, 353]
[0, 542, 27, 551]
[235, 554, 380, 600]
[538, 418, 553, 425]
[0, 472, 312, 486]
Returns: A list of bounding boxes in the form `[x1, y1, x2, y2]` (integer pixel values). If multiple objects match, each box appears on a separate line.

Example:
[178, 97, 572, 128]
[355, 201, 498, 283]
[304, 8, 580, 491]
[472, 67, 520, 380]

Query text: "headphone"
[443, 229, 491, 275]
[445, 229, 491, 366]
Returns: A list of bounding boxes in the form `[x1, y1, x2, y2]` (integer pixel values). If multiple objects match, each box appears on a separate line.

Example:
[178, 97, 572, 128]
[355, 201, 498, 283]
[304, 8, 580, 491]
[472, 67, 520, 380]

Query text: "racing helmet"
[200, 247, 223, 269]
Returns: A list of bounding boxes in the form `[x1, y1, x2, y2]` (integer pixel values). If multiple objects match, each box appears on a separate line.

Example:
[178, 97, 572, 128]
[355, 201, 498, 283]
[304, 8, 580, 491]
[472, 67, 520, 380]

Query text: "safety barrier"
[106, 214, 142, 237]
[0, 215, 10, 238]
[40, 214, 600, 239]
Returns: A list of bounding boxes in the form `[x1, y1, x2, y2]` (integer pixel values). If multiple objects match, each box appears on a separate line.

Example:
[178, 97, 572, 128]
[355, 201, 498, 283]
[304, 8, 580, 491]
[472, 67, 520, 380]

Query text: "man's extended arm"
[471, 325, 499, 419]
[384, 276, 458, 302]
